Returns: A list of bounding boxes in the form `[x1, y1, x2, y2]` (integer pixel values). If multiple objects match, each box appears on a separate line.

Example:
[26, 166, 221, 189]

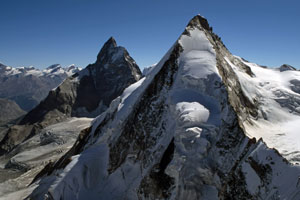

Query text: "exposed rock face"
[0, 37, 141, 154]
[0, 63, 80, 111]
[28, 15, 300, 200]
[0, 98, 26, 142]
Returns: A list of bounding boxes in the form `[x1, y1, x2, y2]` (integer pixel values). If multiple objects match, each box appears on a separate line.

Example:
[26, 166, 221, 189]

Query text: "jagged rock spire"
[0, 36, 141, 155]
[186, 14, 211, 31]
[96, 36, 118, 62]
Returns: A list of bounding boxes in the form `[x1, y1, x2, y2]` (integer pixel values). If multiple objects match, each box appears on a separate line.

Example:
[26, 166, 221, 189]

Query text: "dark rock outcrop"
[279, 64, 296, 72]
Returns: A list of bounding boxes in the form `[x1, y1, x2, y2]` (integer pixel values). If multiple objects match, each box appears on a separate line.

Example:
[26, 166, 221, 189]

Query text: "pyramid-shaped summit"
[0, 37, 142, 154]
[29, 15, 300, 200]
[21, 36, 141, 124]
[96, 36, 118, 61]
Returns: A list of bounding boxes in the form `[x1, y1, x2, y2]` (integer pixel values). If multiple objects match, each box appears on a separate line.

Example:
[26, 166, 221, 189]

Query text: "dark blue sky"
[0, 0, 299, 69]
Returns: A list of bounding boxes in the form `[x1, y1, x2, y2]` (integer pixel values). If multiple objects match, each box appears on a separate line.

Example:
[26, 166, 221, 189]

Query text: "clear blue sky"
[0, 0, 299, 69]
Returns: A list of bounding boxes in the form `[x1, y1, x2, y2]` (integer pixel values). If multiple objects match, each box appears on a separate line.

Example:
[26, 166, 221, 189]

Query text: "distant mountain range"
[0, 63, 81, 112]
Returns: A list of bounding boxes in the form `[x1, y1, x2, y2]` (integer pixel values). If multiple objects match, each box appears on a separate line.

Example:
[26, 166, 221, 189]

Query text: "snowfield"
[226, 56, 300, 163]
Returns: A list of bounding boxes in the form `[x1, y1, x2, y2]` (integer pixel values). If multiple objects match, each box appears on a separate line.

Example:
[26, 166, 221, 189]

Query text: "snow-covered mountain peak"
[46, 64, 61, 70]
[66, 64, 76, 70]
[0, 63, 10, 72]
[27, 15, 300, 200]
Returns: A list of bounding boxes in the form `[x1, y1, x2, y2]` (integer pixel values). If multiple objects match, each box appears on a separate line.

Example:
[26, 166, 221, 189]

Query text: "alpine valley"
[1, 15, 300, 200]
